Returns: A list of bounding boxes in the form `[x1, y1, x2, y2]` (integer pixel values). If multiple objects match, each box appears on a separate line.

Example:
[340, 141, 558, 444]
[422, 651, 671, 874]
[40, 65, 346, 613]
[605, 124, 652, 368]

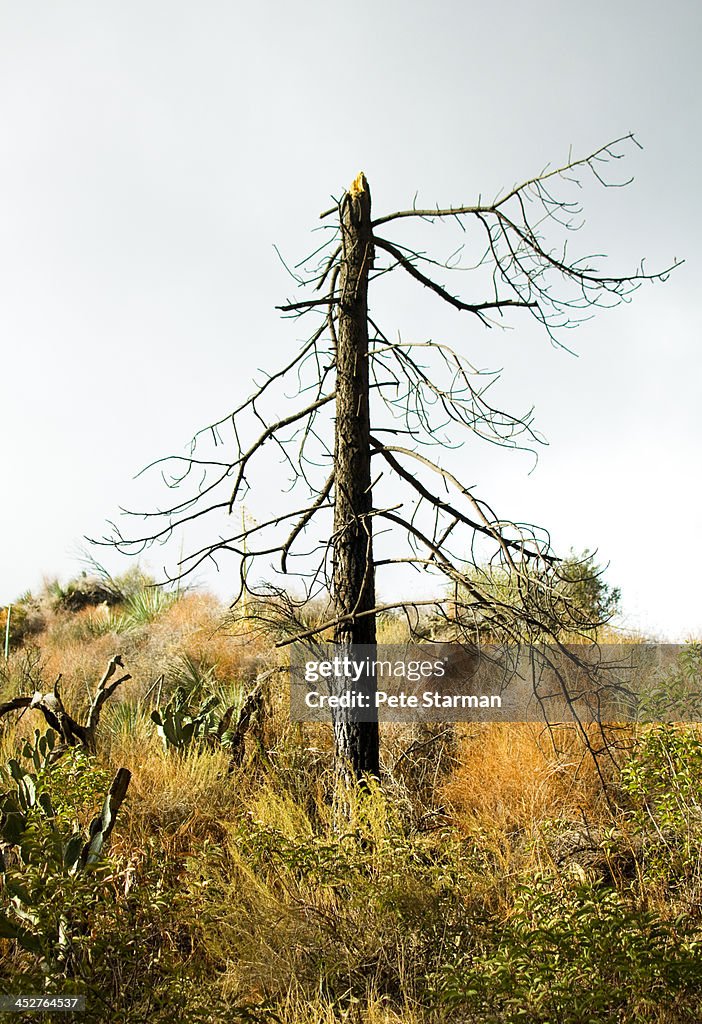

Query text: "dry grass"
[110, 745, 236, 862]
[274, 990, 430, 1024]
[442, 723, 612, 833]
[2, 586, 701, 1023]
[5, 590, 270, 709]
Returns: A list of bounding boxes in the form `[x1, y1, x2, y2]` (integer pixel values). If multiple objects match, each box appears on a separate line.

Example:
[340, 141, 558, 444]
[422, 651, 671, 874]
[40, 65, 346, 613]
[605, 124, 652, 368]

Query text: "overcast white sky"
[0, 0, 700, 639]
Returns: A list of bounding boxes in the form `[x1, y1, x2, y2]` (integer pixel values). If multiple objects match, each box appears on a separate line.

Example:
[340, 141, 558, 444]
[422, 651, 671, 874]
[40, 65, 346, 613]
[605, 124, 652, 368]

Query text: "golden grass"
[2, 589, 633, 859]
[7, 591, 269, 710]
[442, 722, 611, 833]
[270, 988, 433, 1024]
[3, 586, 623, 847]
[110, 745, 236, 862]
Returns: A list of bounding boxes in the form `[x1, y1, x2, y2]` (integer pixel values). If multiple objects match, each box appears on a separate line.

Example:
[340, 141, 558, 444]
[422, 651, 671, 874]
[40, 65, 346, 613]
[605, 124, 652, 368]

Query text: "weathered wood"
[332, 173, 379, 778]
[0, 656, 130, 755]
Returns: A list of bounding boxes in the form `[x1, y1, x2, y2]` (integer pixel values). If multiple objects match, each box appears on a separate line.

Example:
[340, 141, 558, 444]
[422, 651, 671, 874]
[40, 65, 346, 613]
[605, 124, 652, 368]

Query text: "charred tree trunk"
[332, 172, 379, 778]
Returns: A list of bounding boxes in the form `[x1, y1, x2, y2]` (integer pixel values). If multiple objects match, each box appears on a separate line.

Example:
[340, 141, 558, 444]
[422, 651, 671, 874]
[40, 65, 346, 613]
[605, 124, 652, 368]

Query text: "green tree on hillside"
[450, 549, 621, 640]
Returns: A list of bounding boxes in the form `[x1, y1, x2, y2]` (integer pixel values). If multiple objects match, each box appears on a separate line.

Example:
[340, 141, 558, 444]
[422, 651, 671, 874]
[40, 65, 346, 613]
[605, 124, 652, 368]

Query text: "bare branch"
[371, 135, 641, 227]
[374, 235, 537, 320]
[85, 654, 132, 738]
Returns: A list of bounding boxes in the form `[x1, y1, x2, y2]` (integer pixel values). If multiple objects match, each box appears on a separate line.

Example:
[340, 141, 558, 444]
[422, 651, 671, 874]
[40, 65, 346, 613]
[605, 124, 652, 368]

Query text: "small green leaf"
[6, 878, 33, 906]
[0, 914, 20, 939]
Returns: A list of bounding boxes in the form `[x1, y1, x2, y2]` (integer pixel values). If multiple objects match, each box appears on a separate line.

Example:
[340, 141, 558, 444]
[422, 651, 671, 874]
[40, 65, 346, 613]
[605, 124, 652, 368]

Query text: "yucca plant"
[84, 585, 179, 636]
[171, 652, 218, 697]
[123, 586, 178, 626]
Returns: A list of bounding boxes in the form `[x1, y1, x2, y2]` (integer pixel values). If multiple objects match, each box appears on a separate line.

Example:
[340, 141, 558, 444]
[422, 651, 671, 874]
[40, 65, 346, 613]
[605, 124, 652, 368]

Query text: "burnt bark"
[332, 173, 379, 778]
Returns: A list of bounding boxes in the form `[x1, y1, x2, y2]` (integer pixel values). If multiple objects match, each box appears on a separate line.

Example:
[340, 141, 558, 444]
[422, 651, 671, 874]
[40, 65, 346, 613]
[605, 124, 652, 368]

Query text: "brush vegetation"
[1, 575, 701, 1023]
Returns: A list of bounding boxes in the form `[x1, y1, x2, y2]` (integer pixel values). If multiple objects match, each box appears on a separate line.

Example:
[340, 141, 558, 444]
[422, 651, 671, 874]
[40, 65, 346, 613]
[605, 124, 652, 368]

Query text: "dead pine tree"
[332, 173, 379, 776]
[102, 136, 679, 782]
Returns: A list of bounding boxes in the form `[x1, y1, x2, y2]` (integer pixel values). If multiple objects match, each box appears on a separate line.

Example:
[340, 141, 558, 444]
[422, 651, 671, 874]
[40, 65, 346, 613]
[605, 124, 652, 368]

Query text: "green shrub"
[0, 733, 209, 1020]
[620, 722, 702, 888]
[447, 548, 621, 641]
[436, 875, 702, 1023]
[0, 736, 118, 973]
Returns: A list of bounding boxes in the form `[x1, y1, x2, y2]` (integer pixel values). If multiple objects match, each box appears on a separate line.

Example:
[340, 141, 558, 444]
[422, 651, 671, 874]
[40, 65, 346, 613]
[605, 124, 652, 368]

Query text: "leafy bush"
[0, 732, 211, 1020]
[436, 875, 702, 1023]
[0, 733, 122, 972]
[620, 722, 702, 888]
[633, 643, 702, 722]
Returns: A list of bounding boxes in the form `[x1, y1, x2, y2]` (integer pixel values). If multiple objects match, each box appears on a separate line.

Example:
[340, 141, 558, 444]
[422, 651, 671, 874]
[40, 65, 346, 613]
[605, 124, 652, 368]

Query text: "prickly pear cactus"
[21, 727, 57, 772]
[0, 730, 131, 958]
[80, 767, 131, 867]
[151, 687, 221, 750]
